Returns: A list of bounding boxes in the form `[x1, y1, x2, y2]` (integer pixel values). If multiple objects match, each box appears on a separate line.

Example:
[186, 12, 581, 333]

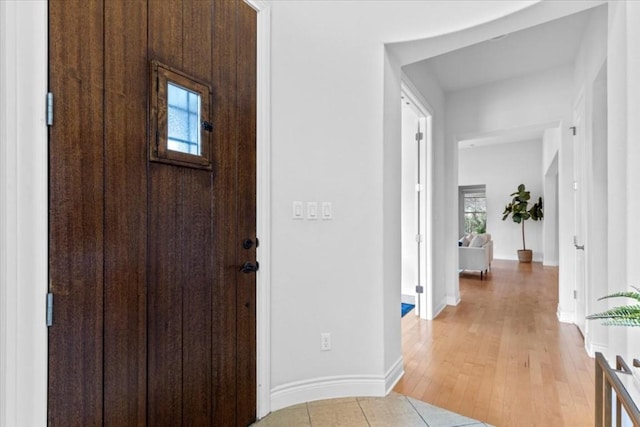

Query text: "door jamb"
[244, 0, 272, 419]
[400, 77, 434, 320]
[0, 2, 48, 426]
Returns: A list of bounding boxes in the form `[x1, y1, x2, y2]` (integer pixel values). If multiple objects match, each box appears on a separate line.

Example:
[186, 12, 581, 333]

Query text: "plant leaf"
[597, 290, 640, 303]
[586, 304, 640, 321]
[601, 318, 640, 327]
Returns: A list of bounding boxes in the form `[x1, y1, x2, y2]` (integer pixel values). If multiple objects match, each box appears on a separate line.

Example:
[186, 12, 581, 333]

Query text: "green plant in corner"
[586, 286, 640, 327]
[501, 184, 543, 262]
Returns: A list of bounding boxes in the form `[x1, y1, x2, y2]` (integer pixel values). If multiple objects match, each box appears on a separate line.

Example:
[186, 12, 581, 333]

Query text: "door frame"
[246, 0, 272, 419]
[0, 0, 272, 424]
[573, 89, 587, 337]
[400, 79, 434, 320]
[0, 2, 48, 426]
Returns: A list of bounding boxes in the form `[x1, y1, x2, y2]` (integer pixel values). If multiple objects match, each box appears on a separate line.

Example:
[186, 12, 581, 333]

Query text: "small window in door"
[150, 60, 213, 170]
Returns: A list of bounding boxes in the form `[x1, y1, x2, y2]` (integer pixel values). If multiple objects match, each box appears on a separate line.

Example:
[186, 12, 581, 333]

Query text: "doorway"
[47, 1, 257, 425]
[400, 84, 432, 319]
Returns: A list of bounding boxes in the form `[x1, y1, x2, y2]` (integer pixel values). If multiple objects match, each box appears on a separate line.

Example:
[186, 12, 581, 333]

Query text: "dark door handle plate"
[240, 261, 259, 274]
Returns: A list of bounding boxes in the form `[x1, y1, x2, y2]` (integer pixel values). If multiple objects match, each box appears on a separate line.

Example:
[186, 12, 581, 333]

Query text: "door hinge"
[46, 92, 54, 126]
[415, 285, 424, 294]
[415, 183, 422, 192]
[46, 292, 53, 327]
[573, 181, 578, 191]
[415, 234, 423, 243]
[570, 126, 576, 136]
[415, 132, 424, 142]
[573, 290, 577, 300]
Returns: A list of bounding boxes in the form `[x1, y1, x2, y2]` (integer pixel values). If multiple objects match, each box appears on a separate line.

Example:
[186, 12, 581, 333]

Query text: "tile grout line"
[356, 397, 372, 426]
[406, 396, 431, 426]
[305, 402, 312, 426]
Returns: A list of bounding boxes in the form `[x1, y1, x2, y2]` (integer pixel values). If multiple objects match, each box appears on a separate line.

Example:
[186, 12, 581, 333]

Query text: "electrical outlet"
[320, 333, 331, 351]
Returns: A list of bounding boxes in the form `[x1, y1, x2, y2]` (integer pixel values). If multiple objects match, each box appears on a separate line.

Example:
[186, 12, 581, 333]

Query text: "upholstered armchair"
[458, 233, 493, 280]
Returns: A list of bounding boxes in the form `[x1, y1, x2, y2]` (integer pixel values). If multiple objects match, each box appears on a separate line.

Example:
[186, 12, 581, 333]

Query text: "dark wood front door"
[47, 1, 257, 425]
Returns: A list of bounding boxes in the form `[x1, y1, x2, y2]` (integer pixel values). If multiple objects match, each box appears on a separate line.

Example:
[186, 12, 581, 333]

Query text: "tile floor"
[252, 392, 493, 426]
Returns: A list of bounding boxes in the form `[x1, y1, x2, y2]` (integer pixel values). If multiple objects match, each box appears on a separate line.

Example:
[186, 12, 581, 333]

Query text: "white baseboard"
[270, 374, 388, 413]
[446, 295, 460, 306]
[585, 341, 607, 358]
[432, 297, 448, 319]
[385, 356, 404, 393]
[401, 294, 415, 305]
[556, 307, 574, 323]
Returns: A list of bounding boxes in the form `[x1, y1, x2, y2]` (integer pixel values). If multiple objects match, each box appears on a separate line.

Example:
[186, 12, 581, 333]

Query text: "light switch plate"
[307, 202, 318, 220]
[321, 202, 332, 220]
[293, 201, 303, 219]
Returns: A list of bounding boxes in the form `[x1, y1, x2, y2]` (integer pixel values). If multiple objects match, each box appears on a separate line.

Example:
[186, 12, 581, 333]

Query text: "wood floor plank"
[395, 260, 595, 427]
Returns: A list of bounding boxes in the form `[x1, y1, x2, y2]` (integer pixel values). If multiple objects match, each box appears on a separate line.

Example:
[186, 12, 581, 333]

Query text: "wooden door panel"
[48, 1, 105, 425]
[147, 169, 183, 426]
[147, 168, 216, 426]
[236, 3, 258, 425]
[103, 0, 148, 424]
[49, 1, 257, 424]
[211, 0, 241, 423]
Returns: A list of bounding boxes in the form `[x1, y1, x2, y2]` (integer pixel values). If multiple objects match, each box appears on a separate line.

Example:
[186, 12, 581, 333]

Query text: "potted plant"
[501, 184, 543, 263]
[587, 288, 640, 390]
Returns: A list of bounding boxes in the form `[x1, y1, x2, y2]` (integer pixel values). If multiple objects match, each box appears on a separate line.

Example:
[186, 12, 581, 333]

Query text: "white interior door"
[573, 94, 587, 336]
[401, 98, 421, 315]
[401, 85, 432, 319]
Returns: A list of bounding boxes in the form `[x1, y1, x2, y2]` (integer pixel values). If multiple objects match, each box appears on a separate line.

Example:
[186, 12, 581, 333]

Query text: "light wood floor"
[394, 260, 595, 427]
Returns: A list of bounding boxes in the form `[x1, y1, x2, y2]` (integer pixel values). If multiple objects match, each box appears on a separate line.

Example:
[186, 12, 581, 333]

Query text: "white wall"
[542, 127, 560, 266]
[607, 0, 640, 362]
[542, 142, 559, 266]
[446, 66, 573, 136]
[268, 0, 541, 410]
[459, 140, 544, 261]
[543, 127, 561, 174]
[571, 4, 609, 356]
[623, 0, 640, 362]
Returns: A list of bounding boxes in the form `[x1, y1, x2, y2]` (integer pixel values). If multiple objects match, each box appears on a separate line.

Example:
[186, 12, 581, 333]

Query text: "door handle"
[240, 261, 259, 274]
[242, 238, 259, 249]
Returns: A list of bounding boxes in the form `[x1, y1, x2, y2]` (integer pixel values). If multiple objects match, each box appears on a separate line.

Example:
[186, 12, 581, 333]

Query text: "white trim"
[270, 375, 388, 413]
[446, 295, 461, 306]
[400, 77, 436, 321]
[384, 356, 405, 394]
[401, 76, 434, 117]
[586, 342, 607, 359]
[433, 297, 448, 319]
[401, 294, 416, 305]
[244, 0, 269, 12]
[557, 306, 575, 324]
[244, 0, 273, 419]
[0, 2, 48, 427]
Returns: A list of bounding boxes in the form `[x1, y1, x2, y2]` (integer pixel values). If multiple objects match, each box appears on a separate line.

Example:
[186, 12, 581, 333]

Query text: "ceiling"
[408, 7, 594, 93]
[402, 6, 602, 149]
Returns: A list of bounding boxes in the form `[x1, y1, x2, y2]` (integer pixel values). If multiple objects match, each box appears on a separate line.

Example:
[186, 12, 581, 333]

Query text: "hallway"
[394, 260, 594, 426]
